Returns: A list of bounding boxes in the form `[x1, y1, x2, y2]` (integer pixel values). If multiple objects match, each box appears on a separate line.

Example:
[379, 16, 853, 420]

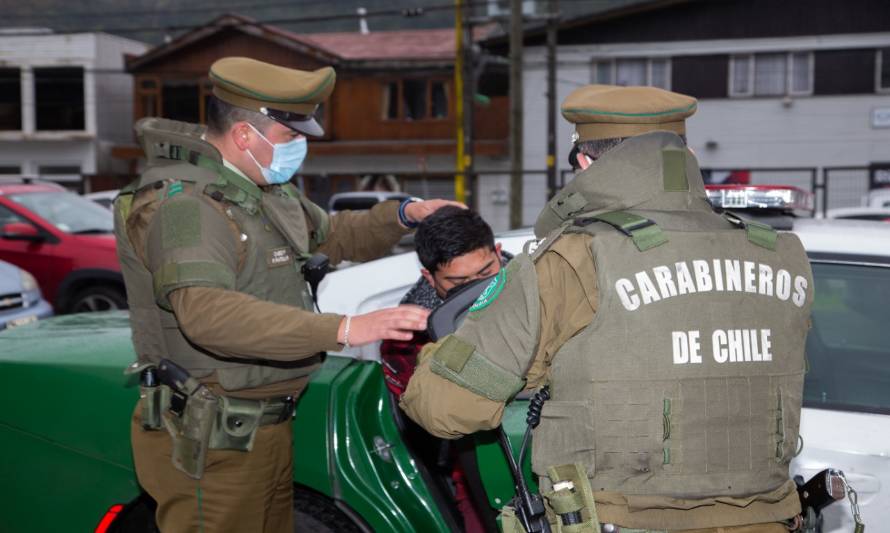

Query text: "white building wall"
[94, 33, 149, 176]
[0, 32, 147, 183]
[522, 32, 890, 216]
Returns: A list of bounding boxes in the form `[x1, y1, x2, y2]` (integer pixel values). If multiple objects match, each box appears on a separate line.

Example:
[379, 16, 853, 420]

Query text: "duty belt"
[140, 384, 295, 437]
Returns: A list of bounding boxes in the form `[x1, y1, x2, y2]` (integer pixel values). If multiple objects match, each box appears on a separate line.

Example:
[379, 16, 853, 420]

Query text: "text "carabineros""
[615, 259, 808, 311]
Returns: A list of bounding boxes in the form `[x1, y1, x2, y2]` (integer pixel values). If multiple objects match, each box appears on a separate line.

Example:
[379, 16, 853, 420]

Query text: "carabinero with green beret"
[114, 56, 455, 533]
[401, 84, 815, 533]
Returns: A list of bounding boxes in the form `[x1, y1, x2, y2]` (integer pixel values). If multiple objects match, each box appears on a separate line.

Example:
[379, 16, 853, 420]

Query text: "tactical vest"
[114, 118, 330, 392]
[530, 132, 814, 501]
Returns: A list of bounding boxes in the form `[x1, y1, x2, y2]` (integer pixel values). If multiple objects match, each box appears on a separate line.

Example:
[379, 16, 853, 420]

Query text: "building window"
[0, 68, 21, 131]
[162, 80, 200, 124]
[34, 67, 85, 131]
[382, 80, 449, 121]
[591, 58, 671, 89]
[136, 77, 160, 119]
[402, 79, 427, 120]
[487, 0, 536, 16]
[730, 52, 813, 97]
[878, 48, 890, 93]
[382, 82, 399, 120]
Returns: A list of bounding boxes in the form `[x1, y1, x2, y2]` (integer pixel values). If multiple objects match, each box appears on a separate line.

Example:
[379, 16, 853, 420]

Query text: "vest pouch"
[210, 396, 264, 452]
[532, 400, 595, 478]
[162, 387, 218, 480]
[261, 193, 310, 255]
[498, 505, 527, 533]
[543, 464, 600, 533]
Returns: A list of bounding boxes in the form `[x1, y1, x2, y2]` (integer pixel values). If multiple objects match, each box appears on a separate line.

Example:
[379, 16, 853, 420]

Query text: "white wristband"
[342, 315, 352, 348]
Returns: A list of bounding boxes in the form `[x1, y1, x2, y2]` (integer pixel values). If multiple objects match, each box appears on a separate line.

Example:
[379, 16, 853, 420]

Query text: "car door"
[791, 255, 890, 532]
[0, 202, 59, 297]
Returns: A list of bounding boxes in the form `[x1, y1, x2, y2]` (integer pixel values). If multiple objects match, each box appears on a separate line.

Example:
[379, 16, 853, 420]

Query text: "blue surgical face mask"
[246, 124, 307, 185]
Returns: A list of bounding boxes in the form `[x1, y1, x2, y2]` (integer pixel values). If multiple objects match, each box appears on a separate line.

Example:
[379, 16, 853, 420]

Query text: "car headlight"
[19, 269, 38, 292]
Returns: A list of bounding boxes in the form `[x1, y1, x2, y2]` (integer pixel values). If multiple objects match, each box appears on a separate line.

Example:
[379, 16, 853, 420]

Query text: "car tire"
[293, 486, 363, 533]
[67, 285, 128, 313]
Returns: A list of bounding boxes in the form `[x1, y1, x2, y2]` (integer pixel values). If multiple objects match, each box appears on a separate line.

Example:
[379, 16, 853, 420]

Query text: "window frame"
[729, 51, 814, 98]
[589, 57, 672, 90]
[135, 75, 161, 121]
[803, 252, 890, 416]
[381, 79, 450, 122]
[876, 48, 890, 94]
[32, 66, 87, 132]
[0, 67, 22, 131]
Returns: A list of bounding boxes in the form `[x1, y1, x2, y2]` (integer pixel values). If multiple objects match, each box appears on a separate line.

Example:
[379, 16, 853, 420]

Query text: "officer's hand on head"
[403, 199, 467, 225]
[339, 305, 430, 346]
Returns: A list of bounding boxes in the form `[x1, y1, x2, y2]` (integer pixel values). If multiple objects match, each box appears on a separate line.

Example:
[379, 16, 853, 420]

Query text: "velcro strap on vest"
[430, 335, 524, 402]
[153, 260, 236, 310]
[551, 191, 589, 220]
[195, 155, 263, 214]
[722, 212, 778, 251]
[577, 211, 668, 252]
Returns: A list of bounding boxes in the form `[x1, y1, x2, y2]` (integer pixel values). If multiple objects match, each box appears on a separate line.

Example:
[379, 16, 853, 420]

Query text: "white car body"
[318, 220, 890, 532]
[826, 206, 890, 222]
[84, 189, 119, 209]
[865, 189, 890, 209]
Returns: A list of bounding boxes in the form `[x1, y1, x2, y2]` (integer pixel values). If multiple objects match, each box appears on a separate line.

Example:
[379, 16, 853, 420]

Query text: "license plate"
[7, 315, 37, 329]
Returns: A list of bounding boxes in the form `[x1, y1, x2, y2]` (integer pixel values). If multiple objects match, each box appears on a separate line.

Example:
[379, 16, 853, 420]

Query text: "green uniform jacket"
[402, 132, 813, 530]
[115, 118, 409, 398]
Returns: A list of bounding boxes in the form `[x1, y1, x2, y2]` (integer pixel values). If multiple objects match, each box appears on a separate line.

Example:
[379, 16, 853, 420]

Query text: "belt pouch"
[210, 396, 265, 452]
[163, 387, 218, 480]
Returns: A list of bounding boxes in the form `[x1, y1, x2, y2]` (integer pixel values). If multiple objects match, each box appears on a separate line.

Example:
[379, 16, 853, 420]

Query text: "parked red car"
[0, 182, 124, 313]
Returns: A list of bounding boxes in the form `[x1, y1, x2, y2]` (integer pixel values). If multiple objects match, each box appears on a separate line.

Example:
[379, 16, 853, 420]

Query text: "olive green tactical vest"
[531, 132, 814, 501]
[114, 118, 329, 392]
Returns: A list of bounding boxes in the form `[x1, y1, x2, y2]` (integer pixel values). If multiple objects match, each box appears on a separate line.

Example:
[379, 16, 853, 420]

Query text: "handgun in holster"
[156, 358, 219, 480]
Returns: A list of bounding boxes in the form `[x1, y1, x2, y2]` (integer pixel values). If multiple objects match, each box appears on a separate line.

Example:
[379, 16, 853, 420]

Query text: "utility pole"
[508, 0, 523, 229]
[454, 0, 467, 204]
[462, 6, 476, 210]
[545, 0, 559, 199]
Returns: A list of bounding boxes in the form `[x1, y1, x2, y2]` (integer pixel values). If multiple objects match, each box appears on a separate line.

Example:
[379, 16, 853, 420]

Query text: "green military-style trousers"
[130, 401, 294, 533]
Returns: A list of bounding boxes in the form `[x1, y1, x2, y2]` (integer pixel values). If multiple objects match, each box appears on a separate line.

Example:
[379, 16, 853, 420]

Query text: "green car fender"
[292, 356, 457, 532]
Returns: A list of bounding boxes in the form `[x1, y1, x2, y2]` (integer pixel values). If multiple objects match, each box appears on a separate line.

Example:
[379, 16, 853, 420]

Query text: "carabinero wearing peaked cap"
[402, 83, 814, 533]
[209, 57, 336, 137]
[561, 84, 697, 142]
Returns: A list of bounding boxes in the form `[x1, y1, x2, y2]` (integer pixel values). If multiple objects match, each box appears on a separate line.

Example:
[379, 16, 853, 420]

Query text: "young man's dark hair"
[415, 206, 495, 273]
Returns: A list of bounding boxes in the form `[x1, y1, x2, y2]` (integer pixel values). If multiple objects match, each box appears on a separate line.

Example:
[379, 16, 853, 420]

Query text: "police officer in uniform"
[114, 57, 459, 532]
[401, 85, 814, 532]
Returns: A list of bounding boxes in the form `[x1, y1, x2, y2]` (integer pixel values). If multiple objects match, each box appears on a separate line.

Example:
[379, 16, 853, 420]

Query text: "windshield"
[10, 191, 114, 234]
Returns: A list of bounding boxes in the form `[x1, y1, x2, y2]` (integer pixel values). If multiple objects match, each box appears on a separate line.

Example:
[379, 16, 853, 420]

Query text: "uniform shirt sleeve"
[169, 286, 343, 361]
[400, 234, 597, 439]
[319, 200, 410, 264]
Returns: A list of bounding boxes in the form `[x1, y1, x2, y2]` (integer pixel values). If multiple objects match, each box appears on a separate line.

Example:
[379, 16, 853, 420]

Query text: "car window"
[331, 197, 382, 211]
[804, 261, 890, 414]
[0, 204, 27, 226]
[9, 191, 113, 234]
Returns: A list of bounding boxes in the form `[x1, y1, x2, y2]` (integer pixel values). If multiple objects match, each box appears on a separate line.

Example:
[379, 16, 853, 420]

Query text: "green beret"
[561, 84, 697, 142]
[209, 57, 336, 136]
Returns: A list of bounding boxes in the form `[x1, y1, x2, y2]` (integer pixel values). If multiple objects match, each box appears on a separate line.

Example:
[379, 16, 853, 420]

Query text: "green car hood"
[0, 312, 138, 469]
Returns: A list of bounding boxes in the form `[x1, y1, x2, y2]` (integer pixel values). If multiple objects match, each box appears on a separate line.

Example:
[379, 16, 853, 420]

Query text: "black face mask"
[444, 282, 471, 301]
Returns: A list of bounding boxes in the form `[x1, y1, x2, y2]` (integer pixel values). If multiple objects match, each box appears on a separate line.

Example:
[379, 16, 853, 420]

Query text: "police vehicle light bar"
[704, 185, 814, 212]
